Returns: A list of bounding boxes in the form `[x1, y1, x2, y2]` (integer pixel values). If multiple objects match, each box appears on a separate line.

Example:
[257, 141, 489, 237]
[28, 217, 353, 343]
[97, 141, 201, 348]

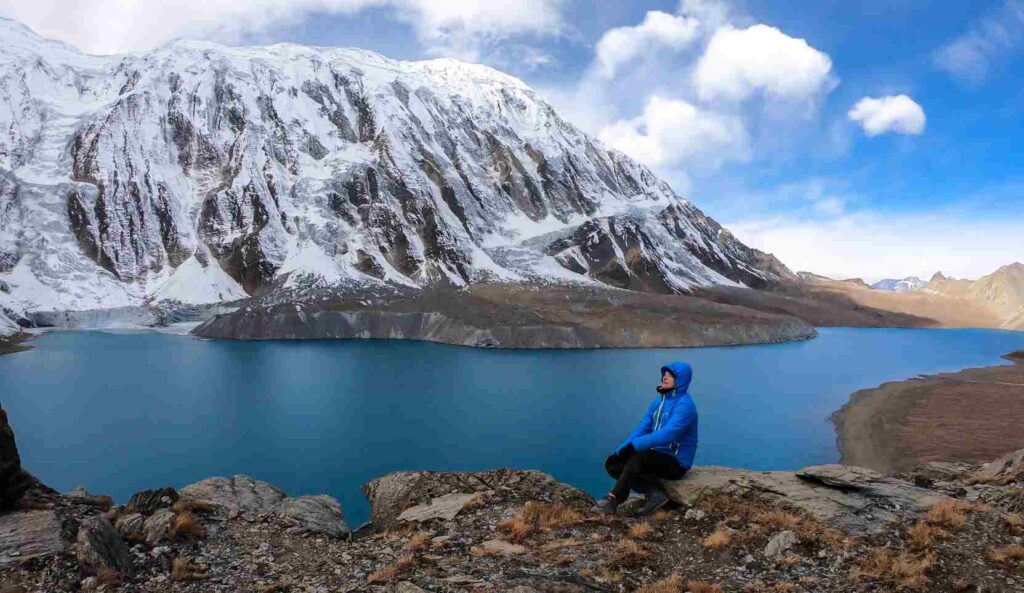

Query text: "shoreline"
[0, 332, 33, 356]
[832, 350, 1024, 474]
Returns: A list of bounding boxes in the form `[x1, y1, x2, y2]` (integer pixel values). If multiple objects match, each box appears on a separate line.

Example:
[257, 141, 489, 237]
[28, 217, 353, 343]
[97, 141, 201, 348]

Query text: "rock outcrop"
[180, 474, 351, 538]
[662, 463, 950, 534]
[0, 405, 33, 510]
[362, 467, 592, 531]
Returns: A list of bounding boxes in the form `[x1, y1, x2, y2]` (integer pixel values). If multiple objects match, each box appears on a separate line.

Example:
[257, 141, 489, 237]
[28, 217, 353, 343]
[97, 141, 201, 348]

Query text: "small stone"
[394, 582, 428, 593]
[81, 576, 98, 591]
[684, 508, 707, 521]
[764, 530, 798, 559]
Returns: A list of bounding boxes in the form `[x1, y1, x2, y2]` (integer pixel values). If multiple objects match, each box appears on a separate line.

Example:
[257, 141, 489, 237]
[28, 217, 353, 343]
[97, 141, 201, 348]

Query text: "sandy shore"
[833, 351, 1024, 474]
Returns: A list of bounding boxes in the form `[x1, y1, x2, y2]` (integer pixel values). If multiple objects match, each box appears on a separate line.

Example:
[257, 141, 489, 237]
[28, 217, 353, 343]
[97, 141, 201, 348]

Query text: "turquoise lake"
[2, 327, 1023, 526]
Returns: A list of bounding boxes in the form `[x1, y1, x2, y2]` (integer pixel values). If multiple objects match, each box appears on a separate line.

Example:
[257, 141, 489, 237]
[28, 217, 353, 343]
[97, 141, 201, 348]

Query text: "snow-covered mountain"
[0, 18, 790, 324]
[870, 276, 926, 292]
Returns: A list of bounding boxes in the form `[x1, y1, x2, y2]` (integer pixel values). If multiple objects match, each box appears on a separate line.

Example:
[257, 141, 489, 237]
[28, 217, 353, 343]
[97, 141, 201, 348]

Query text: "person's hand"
[616, 442, 636, 458]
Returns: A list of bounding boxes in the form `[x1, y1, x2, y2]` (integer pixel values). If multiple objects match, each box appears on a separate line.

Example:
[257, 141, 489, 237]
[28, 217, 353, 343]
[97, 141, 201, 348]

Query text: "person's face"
[660, 372, 675, 391]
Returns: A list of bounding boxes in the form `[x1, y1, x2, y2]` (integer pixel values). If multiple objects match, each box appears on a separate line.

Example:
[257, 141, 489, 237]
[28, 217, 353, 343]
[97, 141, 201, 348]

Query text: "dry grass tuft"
[608, 538, 650, 567]
[1004, 513, 1024, 534]
[629, 522, 655, 539]
[853, 547, 935, 590]
[170, 510, 205, 540]
[634, 574, 723, 593]
[925, 499, 969, 530]
[463, 491, 489, 510]
[96, 567, 121, 585]
[94, 495, 114, 508]
[775, 554, 801, 568]
[366, 555, 414, 584]
[701, 527, 732, 550]
[906, 521, 936, 550]
[171, 557, 206, 582]
[686, 581, 724, 593]
[497, 501, 581, 543]
[754, 510, 801, 530]
[635, 573, 685, 593]
[651, 509, 671, 522]
[407, 531, 431, 553]
[990, 544, 1024, 565]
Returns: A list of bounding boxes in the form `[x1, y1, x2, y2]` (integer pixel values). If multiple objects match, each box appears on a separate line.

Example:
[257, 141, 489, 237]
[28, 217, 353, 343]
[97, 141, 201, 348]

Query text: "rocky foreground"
[2, 409, 1024, 592]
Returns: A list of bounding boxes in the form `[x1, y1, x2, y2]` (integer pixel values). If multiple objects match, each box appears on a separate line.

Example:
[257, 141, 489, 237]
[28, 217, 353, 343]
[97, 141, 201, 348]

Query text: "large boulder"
[180, 475, 350, 538]
[72, 515, 134, 576]
[663, 463, 950, 534]
[179, 475, 286, 520]
[0, 405, 33, 510]
[362, 468, 593, 531]
[969, 447, 1024, 485]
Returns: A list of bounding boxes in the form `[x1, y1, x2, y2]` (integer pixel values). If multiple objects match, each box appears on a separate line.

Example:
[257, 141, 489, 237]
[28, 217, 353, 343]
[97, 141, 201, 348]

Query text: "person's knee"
[605, 454, 623, 478]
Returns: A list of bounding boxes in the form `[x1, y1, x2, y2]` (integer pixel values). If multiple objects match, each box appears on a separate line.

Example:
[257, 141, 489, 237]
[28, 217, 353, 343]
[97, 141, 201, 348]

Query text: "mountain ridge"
[0, 17, 791, 333]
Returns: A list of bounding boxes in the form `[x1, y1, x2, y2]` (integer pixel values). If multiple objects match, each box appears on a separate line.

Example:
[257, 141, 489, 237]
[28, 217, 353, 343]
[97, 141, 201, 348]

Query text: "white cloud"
[935, 0, 1024, 84]
[728, 211, 1024, 282]
[693, 24, 835, 101]
[0, 0, 565, 57]
[594, 10, 699, 79]
[598, 96, 749, 170]
[848, 95, 926, 137]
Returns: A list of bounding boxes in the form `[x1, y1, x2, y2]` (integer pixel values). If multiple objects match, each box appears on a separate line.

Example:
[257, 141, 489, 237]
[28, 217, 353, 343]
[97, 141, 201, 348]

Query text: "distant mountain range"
[870, 276, 927, 292]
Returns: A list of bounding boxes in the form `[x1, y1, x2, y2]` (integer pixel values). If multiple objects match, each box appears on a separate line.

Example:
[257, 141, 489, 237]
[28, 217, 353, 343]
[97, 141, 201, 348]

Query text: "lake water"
[2, 327, 1023, 526]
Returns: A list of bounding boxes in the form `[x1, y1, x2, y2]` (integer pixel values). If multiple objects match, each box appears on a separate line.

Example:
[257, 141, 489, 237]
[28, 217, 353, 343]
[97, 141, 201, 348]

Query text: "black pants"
[605, 449, 687, 500]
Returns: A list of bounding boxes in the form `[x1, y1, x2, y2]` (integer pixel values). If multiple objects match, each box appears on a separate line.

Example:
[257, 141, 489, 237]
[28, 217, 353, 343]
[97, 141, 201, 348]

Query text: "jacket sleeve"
[618, 399, 657, 452]
[631, 401, 696, 452]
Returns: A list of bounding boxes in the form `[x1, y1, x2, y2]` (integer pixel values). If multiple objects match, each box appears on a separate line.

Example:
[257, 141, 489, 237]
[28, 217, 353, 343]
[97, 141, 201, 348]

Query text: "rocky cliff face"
[0, 406, 33, 509]
[0, 18, 790, 325]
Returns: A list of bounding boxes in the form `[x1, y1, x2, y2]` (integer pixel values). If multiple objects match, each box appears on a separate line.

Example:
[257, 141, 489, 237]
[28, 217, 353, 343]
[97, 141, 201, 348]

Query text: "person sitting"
[592, 361, 699, 516]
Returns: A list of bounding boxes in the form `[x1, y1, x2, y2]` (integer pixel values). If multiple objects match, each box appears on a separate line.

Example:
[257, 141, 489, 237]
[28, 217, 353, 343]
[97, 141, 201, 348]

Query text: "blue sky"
[3, 0, 1022, 280]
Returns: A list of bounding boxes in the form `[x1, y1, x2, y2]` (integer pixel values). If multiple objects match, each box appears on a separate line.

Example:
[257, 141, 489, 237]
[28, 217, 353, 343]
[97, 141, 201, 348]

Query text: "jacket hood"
[661, 361, 693, 395]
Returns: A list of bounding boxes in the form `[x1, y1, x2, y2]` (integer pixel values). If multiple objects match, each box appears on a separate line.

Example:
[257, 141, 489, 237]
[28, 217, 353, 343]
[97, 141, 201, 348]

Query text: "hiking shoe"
[639, 487, 669, 516]
[590, 495, 619, 516]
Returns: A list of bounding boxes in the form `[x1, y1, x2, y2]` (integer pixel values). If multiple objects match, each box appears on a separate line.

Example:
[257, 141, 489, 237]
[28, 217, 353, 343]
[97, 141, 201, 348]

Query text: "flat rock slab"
[396, 492, 477, 523]
[663, 463, 950, 534]
[0, 510, 66, 568]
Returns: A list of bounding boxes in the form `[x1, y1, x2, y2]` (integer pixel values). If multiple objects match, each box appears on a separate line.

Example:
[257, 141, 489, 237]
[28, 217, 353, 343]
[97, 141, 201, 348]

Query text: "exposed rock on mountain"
[0, 17, 790, 330]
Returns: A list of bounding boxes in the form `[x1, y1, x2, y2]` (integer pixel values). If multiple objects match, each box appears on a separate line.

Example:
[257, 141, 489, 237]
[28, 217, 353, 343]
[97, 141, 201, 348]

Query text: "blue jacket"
[618, 361, 699, 468]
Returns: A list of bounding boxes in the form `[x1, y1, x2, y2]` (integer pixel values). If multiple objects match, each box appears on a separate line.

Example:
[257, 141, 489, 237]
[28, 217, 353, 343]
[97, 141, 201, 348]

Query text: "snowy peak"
[0, 17, 790, 318]
[870, 276, 926, 292]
